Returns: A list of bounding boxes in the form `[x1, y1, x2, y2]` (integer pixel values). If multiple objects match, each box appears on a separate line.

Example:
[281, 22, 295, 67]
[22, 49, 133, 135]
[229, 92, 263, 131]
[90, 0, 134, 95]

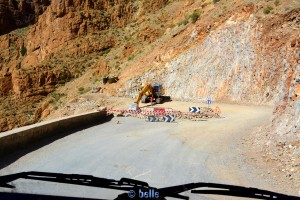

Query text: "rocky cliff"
[0, 0, 169, 131]
[125, 7, 299, 106]
[23, 0, 168, 66]
[0, 0, 50, 35]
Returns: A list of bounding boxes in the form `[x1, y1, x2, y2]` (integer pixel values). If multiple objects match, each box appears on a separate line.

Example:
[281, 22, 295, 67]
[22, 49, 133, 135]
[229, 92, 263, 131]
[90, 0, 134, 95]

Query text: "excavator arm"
[134, 84, 153, 104]
[129, 84, 166, 110]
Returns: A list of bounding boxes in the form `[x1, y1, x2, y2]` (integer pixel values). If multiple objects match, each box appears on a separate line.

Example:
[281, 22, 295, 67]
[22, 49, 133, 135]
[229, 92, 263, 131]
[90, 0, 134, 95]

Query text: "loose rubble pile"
[250, 125, 300, 187]
[106, 107, 220, 121]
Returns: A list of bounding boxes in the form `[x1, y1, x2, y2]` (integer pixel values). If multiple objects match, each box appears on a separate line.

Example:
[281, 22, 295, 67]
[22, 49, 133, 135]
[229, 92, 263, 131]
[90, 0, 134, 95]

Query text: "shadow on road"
[0, 114, 114, 170]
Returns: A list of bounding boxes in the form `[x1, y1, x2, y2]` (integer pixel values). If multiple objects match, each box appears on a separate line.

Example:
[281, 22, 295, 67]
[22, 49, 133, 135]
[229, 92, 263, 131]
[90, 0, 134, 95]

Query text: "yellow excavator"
[129, 84, 170, 110]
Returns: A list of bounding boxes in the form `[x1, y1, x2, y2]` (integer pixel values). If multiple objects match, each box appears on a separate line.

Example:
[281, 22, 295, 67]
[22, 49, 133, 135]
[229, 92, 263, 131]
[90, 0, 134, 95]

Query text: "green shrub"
[20, 45, 27, 56]
[263, 5, 273, 14]
[183, 19, 189, 25]
[190, 12, 200, 23]
[213, 0, 220, 3]
[128, 55, 135, 61]
[78, 87, 90, 94]
[51, 92, 65, 101]
[275, 0, 280, 6]
[2, 101, 9, 110]
[78, 87, 84, 92]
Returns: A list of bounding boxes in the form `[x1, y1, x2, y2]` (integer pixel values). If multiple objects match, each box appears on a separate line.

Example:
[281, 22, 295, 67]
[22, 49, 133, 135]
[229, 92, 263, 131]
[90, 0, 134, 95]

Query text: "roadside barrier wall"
[0, 110, 108, 158]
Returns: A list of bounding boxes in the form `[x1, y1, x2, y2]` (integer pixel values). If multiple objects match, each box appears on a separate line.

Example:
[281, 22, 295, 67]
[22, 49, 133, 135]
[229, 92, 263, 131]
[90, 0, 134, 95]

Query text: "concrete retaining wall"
[0, 110, 109, 159]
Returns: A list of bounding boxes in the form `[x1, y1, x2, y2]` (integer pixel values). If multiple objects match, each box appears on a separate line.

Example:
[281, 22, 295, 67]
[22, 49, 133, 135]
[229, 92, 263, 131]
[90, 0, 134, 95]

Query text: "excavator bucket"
[129, 103, 140, 110]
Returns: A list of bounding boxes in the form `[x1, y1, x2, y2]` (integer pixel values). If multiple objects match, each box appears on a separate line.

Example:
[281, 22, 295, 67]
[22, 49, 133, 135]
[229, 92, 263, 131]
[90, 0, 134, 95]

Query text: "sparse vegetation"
[51, 92, 66, 102]
[128, 55, 135, 61]
[274, 0, 280, 6]
[169, 24, 176, 28]
[78, 87, 90, 94]
[78, 87, 84, 92]
[213, 0, 220, 4]
[20, 45, 27, 56]
[2, 100, 9, 110]
[263, 5, 273, 14]
[115, 65, 121, 70]
[177, 10, 201, 26]
[190, 11, 200, 23]
[12, 26, 30, 37]
[183, 19, 189, 25]
[177, 18, 189, 26]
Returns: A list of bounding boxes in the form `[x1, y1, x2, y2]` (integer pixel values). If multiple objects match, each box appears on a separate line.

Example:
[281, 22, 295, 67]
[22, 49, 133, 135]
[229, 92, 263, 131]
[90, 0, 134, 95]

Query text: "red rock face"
[10, 66, 72, 98]
[0, 0, 169, 131]
[0, 0, 169, 100]
[0, 0, 51, 35]
[22, 0, 168, 66]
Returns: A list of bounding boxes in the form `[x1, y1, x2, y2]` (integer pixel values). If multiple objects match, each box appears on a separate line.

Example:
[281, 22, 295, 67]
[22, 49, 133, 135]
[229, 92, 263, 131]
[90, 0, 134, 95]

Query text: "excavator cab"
[152, 84, 164, 96]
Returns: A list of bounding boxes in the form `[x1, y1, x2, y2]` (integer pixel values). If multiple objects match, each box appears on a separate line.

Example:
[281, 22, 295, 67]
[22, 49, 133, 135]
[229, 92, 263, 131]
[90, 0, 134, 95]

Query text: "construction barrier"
[107, 107, 220, 121]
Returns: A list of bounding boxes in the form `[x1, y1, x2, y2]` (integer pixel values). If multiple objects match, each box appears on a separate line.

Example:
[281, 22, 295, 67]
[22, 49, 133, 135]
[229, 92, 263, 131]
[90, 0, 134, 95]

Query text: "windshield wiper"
[0, 171, 299, 200]
[159, 182, 300, 200]
[0, 171, 151, 191]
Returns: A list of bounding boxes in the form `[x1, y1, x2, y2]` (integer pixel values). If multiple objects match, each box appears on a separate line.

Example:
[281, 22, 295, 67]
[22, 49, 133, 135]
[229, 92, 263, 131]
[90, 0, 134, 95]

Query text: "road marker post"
[207, 97, 212, 108]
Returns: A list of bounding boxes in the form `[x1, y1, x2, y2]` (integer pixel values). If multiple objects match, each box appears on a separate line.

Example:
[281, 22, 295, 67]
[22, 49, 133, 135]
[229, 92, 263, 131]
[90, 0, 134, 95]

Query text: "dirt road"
[1, 101, 296, 199]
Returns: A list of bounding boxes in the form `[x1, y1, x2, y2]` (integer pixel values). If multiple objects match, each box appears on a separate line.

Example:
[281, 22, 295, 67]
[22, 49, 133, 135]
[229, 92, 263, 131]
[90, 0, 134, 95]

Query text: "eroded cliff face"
[0, 0, 169, 131]
[0, 0, 169, 100]
[126, 8, 299, 106]
[0, 0, 51, 35]
[23, 0, 168, 66]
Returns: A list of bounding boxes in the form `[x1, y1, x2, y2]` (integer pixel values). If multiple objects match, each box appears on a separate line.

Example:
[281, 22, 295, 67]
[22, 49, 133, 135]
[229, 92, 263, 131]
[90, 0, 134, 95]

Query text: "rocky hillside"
[125, 7, 299, 105]
[0, 0, 169, 131]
